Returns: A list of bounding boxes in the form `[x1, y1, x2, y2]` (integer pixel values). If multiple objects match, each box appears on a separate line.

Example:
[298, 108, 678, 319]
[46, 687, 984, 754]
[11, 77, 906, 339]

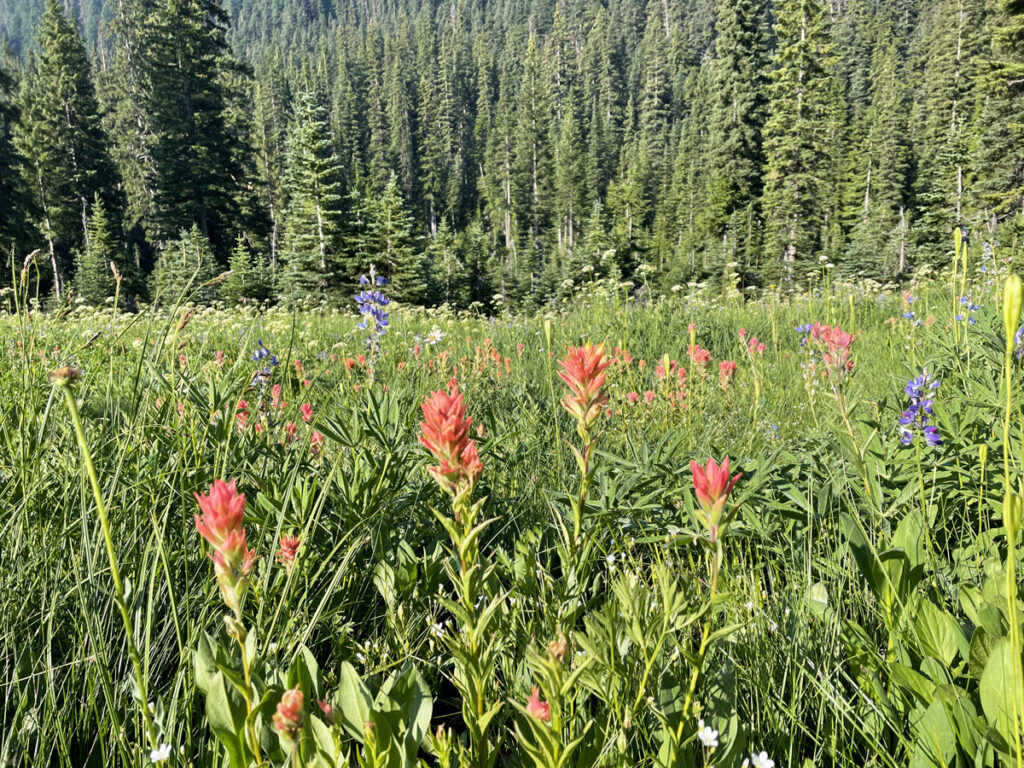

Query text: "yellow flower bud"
[1003, 275, 1023, 351]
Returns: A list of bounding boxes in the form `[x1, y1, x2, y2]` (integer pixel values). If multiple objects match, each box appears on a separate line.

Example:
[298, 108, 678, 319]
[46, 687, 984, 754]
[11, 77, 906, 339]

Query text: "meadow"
[2, 263, 1024, 768]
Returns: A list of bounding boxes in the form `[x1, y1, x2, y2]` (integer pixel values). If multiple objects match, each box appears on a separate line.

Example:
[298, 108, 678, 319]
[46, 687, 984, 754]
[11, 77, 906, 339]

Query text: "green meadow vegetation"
[2, 253, 1024, 767]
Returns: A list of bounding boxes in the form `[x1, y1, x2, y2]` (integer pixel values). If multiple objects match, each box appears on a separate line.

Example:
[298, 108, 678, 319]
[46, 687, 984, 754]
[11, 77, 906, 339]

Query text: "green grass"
[0, 276, 1021, 767]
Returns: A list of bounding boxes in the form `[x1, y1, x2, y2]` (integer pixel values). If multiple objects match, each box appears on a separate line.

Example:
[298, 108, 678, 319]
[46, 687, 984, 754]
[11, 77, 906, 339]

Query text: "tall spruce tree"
[363, 172, 424, 303]
[145, 0, 251, 250]
[0, 59, 33, 278]
[705, 0, 769, 270]
[17, 0, 121, 298]
[279, 89, 345, 304]
[975, 0, 1024, 250]
[761, 0, 837, 284]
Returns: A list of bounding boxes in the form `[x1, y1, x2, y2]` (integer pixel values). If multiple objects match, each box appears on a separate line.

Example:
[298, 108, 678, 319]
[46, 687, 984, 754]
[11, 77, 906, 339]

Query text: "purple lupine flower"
[899, 370, 941, 447]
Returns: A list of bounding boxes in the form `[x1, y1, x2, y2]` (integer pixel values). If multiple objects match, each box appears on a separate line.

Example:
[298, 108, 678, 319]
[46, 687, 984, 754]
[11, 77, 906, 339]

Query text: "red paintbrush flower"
[558, 343, 610, 429]
[419, 381, 483, 494]
[194, 479, 246, 550]
[690, 457, 742, 520]
[526, 686, 551, 722]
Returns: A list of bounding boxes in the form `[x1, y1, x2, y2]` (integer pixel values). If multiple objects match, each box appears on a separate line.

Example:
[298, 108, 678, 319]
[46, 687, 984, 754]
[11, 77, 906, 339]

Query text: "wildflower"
[526, 686, 550, 722]
[426, 327, 444, 345]
[691, 457, 741, 542]
[719, 360, 737, 389]
[149, 743, 172, 763]
[355, 265, 390, 356]
[310, 431, 324, 455]
[749, 752, 775, 768]
[318, 700, 336, 725]
[272, 687, 305, 741]
[627, 391, 640, 404]
[276, 534, 300, 569]
[899, 370, 941, 447]
[300, 403, 313, 422]
[557, 343, 610, 431]
[688, 344, 712, 367]
[644, 390, 656, 405]
[809, 324, 855, 382]
[252, 340, 280, 368]
[696, 719, 719, 748]
[419, 382, 483, 496]
[194, 479, 246, 550]
[194, 480, 255, 616]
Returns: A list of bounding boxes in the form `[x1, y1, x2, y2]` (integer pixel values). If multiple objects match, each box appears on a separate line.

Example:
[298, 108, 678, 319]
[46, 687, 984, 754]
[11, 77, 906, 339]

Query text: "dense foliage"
[1, 0, 1024, 307]
[3, 260, 1024, 765]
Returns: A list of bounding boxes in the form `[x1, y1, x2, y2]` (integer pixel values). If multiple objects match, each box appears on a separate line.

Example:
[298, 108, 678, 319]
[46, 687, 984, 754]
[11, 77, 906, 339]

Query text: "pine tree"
[844, 20, 912, 278]
[223, 235, 271, 304]
[364, 172, 424, 303]
[705, 0, 769, 269]
[512, 34, 554, 292]
[145, 0, 251, 249]
[149, 224, 221, 304]
[279, 89, 344, 305]
[0, 59, 33, 277]
[975, 0, 1024, 246]
[911, 0, 988, 265]
[17, 0, 121, 298]
[101, 0, 157, 242]
[74, 197, 122, 305]
[761, 0, 836, 285]
[425, 220, 467, 306]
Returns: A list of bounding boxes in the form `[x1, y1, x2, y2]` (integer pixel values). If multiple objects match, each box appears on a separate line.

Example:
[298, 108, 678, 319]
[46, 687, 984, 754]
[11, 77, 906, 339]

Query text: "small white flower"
[744, 601, 754, 611]
[426, 327, 444, 345]
[150, 743, 172, 763]
[696, 719, 719, 748]
[751, 751, 775, 768]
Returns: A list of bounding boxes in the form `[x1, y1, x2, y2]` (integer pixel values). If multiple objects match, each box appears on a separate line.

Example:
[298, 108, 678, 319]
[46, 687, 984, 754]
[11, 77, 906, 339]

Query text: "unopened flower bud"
[1004, 275, 1023, 350]
[548, 630, 569, 664]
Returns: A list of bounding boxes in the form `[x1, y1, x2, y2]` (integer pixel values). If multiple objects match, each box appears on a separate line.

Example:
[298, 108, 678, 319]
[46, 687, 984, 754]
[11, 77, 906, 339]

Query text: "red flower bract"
[690, 456, 742, 518]
[273, 687, 305, 740]
[558, 343, 610, 428]
[526, 686, 551, 722]
[194, 479, 246, 550]
[419, 382, 483, 493]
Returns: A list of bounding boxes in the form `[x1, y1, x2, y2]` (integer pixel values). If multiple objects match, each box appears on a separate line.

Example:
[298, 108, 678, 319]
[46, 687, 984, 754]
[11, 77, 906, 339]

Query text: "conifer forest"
[0, 0, 1022, 307]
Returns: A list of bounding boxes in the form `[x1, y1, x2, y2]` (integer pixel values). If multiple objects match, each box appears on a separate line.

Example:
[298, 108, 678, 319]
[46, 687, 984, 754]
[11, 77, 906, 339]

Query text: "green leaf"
[979, 637, 1024, 751]
[914, 599, 961, 667]
[207, 670, 247, 768]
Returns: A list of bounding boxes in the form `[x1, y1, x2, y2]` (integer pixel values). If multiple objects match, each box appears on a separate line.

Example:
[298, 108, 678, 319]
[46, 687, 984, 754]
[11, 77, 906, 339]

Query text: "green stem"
[57, 382, 157, 751]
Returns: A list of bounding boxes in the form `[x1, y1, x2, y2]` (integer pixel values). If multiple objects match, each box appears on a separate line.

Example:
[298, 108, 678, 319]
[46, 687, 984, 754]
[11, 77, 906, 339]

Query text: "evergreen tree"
[761, 0, 837, 284]
[279, 89, 344, 304]
[17, 0, 121, 298]
[911, 0, 988, 265]
[363, 172, 424, 302]
[145, 0, 251, 249]
[705, 0, 769, 270]
[223, 234, 270, 304]
[149, 224, 221, 304]
[975, 0, 1024, 246]
[74, 197, 123, 305]
[0, 59, 33, 277]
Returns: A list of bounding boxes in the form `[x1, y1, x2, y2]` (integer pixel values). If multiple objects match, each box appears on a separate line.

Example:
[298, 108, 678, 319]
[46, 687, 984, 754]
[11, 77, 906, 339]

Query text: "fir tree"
[0, 59, 33, 277]
[17, 0, 121, 298]
[145, 0, 251, 249]
[149, 225, 221, 304]
[74, 197, 122, 305]
[761, 0, 837, 284]
[279, 89, 344, 305]
[364, 172, 424, 303]
[975, 0, 1024, 246]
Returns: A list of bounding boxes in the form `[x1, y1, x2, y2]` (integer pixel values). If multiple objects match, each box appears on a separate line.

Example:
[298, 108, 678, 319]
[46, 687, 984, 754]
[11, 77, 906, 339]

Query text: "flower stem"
[56, 382, 157, 750]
